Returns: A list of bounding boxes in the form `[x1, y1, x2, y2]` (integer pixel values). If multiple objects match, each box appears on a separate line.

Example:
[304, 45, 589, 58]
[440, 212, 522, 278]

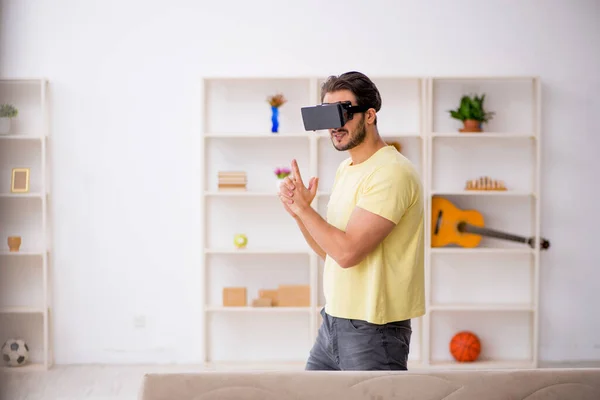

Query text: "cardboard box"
[252, 297, 272, 307]
[223, 287, 247, 306]
[277, 284, 310, 307]
[258, 289, 279, 306]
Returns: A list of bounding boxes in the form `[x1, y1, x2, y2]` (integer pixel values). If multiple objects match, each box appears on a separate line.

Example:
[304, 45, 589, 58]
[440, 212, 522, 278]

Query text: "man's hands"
[278, 159, 319, 218]
[279, 159, 327, 260]
[277, 159, 401, 269]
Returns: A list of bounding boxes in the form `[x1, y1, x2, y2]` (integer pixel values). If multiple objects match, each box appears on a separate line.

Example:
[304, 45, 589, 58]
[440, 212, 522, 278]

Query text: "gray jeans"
[305, 307, 412, 371]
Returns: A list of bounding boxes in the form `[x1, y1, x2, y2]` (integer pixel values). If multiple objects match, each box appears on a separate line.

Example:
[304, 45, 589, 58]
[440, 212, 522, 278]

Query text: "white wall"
[1, 0, 599, 364]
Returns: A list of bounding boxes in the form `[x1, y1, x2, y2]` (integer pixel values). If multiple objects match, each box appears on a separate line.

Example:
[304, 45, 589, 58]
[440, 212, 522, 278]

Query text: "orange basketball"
[450, 331, 481, 362]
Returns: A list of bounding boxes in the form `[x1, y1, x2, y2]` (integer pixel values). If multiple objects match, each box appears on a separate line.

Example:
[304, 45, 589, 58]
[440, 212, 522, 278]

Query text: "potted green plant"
[0, 104, 18, 135]
[448, 94, 494, 133]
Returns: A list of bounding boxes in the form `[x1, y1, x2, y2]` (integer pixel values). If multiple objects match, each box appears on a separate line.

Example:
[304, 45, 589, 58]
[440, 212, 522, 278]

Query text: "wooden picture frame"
[11, 168, 30, 193]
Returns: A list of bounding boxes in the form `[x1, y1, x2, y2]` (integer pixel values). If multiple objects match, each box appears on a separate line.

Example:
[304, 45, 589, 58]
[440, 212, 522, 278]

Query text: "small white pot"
[0, 118, 10, 135]
[276, 179, 284, 191]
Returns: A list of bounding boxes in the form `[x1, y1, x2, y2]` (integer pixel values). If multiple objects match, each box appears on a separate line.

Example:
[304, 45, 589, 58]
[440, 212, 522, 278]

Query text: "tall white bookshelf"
[0, 78, 52, 371]
[200, 75, 541, 370]
[424, 76, 542, 369]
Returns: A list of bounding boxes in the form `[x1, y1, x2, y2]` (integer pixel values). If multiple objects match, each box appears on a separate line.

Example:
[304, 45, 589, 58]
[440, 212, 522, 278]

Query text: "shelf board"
[0, 306, 45, 314]
[382, 133, 423, 138]
[431, 132, 535, 139]
[431, 75, 537, 81]
[431, 190, 535, 197]
[0, 77, 47, 83]
[0, 134, 45, 140]
[205, 359, 426, 370]
[204, 191, 330, 198]
[0, 251, 45, 257]
[204, 248, 310, 255]
[427, 359, 535, 369]
[204, 191, 275, 197]
[204, 133, 310, 139]
[430, 247, 533, 255]
[202, 360, 307, 370]
[0, 193, 45, 199]
[317, 132, 422, 139]
[203, 76, 313, 81]
[429, 303, 534, 312]
[205, 306, 311, 313]
[202, 359, 534, 371]
[317, 191, 532, 199]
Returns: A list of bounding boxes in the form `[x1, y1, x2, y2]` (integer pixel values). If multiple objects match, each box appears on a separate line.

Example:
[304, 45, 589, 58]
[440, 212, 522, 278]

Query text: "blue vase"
[271, 106, 279, 133]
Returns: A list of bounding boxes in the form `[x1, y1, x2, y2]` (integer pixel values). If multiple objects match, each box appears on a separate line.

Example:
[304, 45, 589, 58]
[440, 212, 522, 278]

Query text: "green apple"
[233, 233, 248, 249]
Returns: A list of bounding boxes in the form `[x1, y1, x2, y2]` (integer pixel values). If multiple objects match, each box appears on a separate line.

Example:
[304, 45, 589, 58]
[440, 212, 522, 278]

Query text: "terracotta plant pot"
[459, 119, 482, 133]
[7, 236, 21, 252]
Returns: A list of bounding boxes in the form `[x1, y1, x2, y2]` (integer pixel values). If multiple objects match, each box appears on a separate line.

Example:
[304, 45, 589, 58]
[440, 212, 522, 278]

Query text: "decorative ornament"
[267, 93, 287, 133]
[233, 233, 248, 249]
[465, 176, 507, 191]
[7, 236, 21, 252]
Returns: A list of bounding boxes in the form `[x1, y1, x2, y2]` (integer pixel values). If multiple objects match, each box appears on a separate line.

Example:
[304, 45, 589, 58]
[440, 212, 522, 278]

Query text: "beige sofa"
[138, 368, 600, 400]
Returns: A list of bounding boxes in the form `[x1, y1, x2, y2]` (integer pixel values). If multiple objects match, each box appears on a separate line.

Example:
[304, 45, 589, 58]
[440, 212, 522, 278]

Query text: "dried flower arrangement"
[267, 93, 287, 108]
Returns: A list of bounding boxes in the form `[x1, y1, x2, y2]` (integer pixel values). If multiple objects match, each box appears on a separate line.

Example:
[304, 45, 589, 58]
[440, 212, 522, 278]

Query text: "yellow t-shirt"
[323, 145, 425, 325]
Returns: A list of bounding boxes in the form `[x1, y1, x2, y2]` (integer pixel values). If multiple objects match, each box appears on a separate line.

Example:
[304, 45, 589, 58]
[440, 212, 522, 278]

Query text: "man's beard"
[331, 117, 366, 151]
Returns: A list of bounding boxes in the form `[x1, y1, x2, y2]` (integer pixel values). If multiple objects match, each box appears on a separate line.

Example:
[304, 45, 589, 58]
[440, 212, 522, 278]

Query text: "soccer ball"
[1, 338, 29, 367]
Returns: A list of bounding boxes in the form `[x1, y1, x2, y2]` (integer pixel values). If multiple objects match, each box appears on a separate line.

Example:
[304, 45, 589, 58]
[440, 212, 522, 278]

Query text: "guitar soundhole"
[434, 211, 442, 235]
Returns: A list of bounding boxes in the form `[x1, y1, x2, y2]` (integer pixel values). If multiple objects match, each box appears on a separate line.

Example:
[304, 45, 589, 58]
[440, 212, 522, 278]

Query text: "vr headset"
[301, 101, 369, 131]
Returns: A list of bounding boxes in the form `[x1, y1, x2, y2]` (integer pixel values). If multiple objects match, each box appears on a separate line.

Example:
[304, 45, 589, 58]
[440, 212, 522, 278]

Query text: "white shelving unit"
[0, 78, 52, 371]
[425, 76, 541, 369]
[200, 75, 541, 370]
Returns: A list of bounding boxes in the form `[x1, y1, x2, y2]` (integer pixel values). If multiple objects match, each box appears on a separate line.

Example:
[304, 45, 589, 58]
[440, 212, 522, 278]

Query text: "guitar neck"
[458, 222, 530, 245]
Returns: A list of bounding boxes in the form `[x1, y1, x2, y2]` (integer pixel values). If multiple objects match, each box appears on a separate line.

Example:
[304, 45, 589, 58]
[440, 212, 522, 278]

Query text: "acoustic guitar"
[431, 197, 550, 250]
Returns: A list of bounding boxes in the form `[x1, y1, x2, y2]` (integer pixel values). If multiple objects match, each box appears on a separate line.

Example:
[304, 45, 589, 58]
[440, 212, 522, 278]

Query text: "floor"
[2, 361, 600, 400]
[0, 363, 304, 400]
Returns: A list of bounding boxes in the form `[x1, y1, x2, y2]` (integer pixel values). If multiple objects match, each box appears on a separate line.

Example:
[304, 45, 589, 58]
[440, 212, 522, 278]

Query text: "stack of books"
[218, 171, 247, 191]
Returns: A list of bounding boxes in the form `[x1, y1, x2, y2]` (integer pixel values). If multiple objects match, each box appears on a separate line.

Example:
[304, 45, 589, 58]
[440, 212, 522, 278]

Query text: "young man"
[278, 71, 425, 371]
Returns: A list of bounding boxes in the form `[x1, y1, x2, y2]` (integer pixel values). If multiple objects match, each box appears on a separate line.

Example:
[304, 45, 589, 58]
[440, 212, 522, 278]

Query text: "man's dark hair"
[320, 71, 382, 124]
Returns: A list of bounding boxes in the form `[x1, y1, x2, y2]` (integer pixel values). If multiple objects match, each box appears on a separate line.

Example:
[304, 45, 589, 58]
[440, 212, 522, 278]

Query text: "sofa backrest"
[138, 368, 600, 400]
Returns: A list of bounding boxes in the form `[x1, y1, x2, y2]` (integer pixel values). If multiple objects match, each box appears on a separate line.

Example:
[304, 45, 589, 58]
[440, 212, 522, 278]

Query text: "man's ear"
[366, 108, 377, 125]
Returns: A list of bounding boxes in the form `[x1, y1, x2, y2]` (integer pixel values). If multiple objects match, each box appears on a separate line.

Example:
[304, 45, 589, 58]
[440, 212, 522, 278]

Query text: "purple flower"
[274, 167, 291, 179]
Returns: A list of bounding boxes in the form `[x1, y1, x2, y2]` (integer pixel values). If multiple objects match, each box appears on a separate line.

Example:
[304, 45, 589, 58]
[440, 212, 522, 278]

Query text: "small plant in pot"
[448, 94, 494, 133]
[0, 104, 18, 135]
[274, 167, 291, 190]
